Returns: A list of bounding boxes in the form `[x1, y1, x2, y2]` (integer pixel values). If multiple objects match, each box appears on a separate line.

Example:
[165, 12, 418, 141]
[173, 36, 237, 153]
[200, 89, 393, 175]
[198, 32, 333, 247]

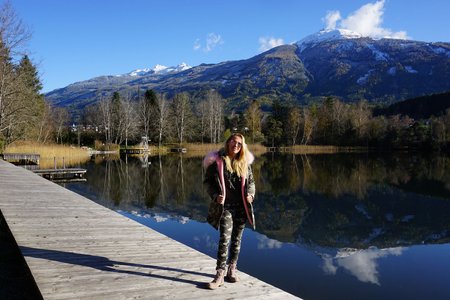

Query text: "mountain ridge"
[45, 31, 450, 112]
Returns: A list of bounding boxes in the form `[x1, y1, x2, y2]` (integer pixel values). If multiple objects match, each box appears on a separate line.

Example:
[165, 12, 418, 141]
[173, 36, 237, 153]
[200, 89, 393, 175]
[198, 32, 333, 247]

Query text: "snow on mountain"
[365, 43, 390, 61]
[122, 63, 192, 77]
[152, 64, 169, 74]
[127, 68, 152, 76]
[429, 45, 450, 58]
[152, 62, 192, 75]
[297, 28, 363, 51]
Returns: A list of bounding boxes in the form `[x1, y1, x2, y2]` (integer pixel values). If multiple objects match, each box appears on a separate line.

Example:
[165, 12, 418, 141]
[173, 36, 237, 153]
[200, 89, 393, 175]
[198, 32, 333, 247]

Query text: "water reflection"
[63, 152, 450, 299]
[69, 152, 450, 250]
[320, 247, 404, 285]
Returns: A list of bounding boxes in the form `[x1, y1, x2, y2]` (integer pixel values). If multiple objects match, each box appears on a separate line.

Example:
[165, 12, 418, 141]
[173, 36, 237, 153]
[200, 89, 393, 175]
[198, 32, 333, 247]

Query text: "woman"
[203, 133, 256, 289]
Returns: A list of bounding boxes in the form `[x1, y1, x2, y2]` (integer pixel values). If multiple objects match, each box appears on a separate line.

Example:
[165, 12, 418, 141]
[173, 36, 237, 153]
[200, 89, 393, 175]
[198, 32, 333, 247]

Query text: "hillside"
[45, 30, 450, 113]
[373, 91, 450, 119]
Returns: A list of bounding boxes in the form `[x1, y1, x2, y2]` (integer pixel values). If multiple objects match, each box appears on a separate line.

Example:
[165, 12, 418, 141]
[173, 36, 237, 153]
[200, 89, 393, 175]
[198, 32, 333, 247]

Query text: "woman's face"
[228, 136, 243, 157]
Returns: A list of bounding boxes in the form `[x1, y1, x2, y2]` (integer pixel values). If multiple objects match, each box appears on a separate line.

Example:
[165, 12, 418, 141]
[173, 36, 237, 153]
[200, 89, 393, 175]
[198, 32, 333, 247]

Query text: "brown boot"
[207, 268, 225, 289]
[226, 263, 239, 283]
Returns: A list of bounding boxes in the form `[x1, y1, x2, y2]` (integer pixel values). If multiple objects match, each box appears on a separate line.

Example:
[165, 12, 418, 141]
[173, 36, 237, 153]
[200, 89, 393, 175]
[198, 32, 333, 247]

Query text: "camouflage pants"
[216, 206, 246, 270]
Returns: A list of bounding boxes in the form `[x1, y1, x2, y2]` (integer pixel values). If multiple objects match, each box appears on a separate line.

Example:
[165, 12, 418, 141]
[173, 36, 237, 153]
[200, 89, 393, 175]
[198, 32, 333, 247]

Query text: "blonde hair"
[223, 133, 248, 177]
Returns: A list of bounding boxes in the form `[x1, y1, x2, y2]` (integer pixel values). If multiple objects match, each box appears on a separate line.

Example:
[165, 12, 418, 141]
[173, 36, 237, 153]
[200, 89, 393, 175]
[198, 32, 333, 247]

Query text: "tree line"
[68, 89, 449, 151]
[0, 1, 448, 152]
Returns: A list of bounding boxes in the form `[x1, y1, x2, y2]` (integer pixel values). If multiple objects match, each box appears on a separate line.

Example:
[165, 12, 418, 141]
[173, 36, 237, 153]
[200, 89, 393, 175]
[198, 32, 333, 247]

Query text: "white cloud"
[206, 33, 224, 52]
[258, 36, 285, 52]
[323, 10, 341, 30]
[322, 0, 408, 39]
[194, 33, 224, 53]
[193, 39, 201, 51]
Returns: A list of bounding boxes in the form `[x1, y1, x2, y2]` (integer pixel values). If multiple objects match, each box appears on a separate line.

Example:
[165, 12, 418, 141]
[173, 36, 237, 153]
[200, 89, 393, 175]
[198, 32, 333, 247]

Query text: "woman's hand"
[216, 195, 225, 204]
[246, 195, 254, 204]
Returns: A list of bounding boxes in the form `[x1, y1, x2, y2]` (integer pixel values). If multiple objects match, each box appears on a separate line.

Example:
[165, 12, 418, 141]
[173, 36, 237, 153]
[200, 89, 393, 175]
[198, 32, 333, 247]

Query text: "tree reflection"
[82, 152, 450, 250]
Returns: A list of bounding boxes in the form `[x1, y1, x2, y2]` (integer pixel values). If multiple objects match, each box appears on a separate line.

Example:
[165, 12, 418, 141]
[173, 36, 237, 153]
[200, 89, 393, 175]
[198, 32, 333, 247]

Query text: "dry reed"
[182, 143, 267, 158]
[288, 145, 367, 154]
[5, 141, 90, 168]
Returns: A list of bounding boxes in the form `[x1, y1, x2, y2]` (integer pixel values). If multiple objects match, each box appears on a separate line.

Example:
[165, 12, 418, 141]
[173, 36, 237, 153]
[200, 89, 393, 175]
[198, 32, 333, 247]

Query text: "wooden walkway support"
[33, 168, 87, 181]
[267, 147, 290, 152]
[2, 153, 40, 165]
[170, 148, 187, 153]
[0, 160, 299, 300]
[120, 148, 150, 154]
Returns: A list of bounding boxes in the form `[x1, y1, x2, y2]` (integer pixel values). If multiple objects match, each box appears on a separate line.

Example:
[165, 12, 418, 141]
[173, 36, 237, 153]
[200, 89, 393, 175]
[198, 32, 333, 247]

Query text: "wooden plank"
[0, 160, 300, 300]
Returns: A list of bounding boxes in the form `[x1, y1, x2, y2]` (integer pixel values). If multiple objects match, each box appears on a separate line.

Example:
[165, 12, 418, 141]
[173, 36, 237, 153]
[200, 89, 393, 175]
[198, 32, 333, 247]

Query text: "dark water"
[58, 152, 450, 300]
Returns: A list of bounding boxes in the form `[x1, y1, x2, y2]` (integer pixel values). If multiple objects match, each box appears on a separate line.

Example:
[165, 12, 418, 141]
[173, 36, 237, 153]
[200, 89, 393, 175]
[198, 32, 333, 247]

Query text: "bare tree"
[205, 90, 224, 143]
[53, 107, 69, 144]
[121, 94, 138, 148]
[330, 99, 349, 140]
[152, 93, 169, 148]
[301, 106, 316, 145]
[98, 97, 112, 144]
[138, 89, 156, 143]
[171, 92, 194, 146]
[350, 100, 371, 143]
[36, 102, 53, 144]
[196, 100, 208, 144]
[0, 1, 31, 57]
[285, 106, 302, 146]
[244, 100, 263, 143]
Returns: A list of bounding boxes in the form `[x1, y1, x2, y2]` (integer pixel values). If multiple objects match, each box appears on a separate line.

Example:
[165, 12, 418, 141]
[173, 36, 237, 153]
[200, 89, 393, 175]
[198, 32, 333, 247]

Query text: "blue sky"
[12, 0, 450, 93]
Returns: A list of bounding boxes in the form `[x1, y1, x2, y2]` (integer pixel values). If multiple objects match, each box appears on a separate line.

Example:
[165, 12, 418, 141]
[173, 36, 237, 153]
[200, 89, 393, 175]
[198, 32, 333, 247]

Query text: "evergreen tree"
[264, 100, 286, 145]
[18, 55, 42, 93]
[16, 55, 47, 142]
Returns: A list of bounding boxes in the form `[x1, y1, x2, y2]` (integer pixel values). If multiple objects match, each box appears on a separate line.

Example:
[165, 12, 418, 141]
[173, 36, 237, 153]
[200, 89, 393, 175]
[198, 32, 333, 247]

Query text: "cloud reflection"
[257, 235, 283, 249]
[321, 247, 404, 285]
[193, 234, 217, 252]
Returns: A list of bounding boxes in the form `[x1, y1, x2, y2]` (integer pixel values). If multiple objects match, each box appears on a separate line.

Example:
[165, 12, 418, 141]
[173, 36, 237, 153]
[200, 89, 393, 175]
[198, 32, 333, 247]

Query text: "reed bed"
[182, 143, 267, 158]
[287, 145, 368, 154]
[182, 143, 362, 156]
[5, 141, 90, 168]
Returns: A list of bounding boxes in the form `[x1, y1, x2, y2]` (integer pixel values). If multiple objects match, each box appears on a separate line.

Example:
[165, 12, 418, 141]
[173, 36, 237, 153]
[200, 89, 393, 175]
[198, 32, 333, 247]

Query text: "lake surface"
[61, 152, 450, 300]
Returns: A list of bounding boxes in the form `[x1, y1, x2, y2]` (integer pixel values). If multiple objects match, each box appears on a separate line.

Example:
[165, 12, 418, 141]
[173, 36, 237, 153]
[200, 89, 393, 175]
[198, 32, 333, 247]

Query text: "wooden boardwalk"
[0, 160, 299, 300]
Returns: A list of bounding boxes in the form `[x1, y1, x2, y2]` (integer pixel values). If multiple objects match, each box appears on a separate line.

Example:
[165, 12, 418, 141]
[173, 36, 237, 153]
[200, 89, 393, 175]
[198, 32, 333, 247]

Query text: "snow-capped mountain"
[46, 30, 450, 112]
[124, 63, 191, 77]
[297, 29, 363, 51]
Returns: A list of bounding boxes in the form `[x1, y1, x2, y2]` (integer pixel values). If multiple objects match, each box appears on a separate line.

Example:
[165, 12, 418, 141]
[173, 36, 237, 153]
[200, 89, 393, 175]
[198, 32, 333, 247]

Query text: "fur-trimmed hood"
[202, 149, 254, 169]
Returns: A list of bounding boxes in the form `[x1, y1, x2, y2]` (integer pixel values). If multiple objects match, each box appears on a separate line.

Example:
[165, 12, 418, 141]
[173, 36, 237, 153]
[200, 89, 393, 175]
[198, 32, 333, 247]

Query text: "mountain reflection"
[73, 152, 450, 251]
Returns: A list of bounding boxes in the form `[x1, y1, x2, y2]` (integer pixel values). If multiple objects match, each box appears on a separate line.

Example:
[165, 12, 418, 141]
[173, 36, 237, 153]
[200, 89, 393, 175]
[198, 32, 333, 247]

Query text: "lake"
[61, 152, 450, 300]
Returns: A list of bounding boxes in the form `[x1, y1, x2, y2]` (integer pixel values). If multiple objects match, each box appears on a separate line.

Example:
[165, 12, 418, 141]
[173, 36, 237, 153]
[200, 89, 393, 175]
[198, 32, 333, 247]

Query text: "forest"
[60, 90, 450, 151]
